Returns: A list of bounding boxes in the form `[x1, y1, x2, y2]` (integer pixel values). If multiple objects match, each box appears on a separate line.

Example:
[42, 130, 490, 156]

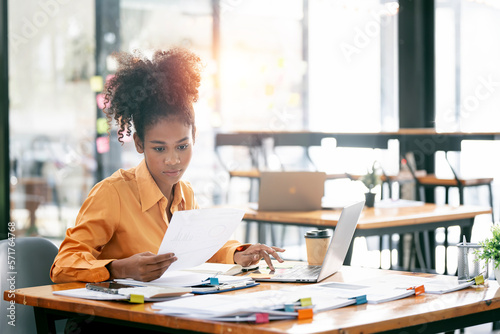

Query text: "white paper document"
[116, 272, 252, 288]
[158, 207, 245, 273]
[316, 282, 415, 304]
[356, 274, 475, 294]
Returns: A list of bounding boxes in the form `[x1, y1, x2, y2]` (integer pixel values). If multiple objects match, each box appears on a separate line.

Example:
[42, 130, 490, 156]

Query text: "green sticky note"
[129, 294, 144, 303]
[475, 274, 484, 285]
[96, 118, 109, 135]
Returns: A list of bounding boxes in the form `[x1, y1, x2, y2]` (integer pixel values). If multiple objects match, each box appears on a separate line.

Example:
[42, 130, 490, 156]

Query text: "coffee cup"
[304, 229, 331, 265]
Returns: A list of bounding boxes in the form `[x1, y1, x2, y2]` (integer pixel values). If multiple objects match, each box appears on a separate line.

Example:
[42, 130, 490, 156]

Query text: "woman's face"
[134, 117, 193, 196]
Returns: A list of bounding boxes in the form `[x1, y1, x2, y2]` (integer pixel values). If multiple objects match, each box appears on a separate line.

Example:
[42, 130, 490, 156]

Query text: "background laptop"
[256, 171, 326, 211]
[253, 200, 364, 283]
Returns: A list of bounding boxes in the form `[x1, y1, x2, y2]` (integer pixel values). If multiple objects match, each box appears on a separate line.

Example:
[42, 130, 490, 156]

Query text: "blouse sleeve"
[50, 181, 121, 283]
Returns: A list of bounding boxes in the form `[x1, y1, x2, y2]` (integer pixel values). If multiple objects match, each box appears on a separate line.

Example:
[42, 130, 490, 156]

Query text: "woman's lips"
[163, 170, 181, 177]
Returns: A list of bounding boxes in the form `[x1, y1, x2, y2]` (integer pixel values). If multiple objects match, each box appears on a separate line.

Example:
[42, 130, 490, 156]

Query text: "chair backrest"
[0, 237, 59, 333]
[214, 133, 268, 170]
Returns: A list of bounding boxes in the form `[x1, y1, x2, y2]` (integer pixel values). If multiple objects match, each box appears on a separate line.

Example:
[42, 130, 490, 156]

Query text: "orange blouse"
[50, 159, 242, 283]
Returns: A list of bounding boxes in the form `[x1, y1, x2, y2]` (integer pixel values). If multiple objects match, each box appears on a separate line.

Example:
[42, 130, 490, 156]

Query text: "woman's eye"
[178, 144, 189, 150]
[154, 147, 165, 152]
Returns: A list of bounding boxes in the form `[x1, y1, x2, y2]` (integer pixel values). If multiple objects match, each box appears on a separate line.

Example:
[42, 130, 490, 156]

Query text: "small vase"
[494, 264, 500, 281]
[364, 192, 376, 208]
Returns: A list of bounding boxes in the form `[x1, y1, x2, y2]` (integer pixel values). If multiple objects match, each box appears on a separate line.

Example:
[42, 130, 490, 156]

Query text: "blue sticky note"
[349, 295, 367, 305]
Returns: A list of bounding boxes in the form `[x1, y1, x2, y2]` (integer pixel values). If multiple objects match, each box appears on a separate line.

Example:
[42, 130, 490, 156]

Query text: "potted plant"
[360, 162, 381, 207]
[475, 224, 500, 280]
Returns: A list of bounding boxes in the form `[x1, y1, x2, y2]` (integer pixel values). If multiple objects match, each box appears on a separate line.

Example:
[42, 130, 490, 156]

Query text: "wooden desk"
[5, 266, 500, 334]
[243, 204, 492, 273]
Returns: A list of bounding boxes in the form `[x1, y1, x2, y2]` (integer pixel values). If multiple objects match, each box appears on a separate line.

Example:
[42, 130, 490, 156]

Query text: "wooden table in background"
[243, 203, 492, 273]
[5, 266, 500, 334]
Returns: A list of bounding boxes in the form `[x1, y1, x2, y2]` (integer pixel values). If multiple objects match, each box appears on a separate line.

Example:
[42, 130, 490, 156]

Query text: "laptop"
[256, 171, 327, 211]
[253, 200, 365, 283]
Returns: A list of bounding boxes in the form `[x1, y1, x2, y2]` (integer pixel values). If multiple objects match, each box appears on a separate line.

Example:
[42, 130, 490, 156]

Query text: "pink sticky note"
[96, 136, 110, 154]
[96, 93, 109, 110]
[255, 313, 269, 324]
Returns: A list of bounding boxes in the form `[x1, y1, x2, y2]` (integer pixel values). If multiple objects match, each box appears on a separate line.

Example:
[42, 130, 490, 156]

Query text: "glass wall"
[9, 0, 96, 237]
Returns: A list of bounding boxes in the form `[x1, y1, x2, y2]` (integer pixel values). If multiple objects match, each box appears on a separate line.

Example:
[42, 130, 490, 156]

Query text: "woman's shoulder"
[177, 179, 194, 192]
[90, 166, 138, 194]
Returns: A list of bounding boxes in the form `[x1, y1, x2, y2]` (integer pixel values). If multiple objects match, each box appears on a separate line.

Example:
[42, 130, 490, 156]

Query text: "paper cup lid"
[304, 230, 331, 238]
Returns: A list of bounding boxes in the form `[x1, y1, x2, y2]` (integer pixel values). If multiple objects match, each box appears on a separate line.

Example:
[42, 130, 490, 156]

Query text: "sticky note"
[96, 118, 109, 135]
[475, 275, 484, 285]
[265, 84, 274, 96]
[349, 295, 367, 305]
[96, 136, 110, 154]
[277, 57, 285, 68]
[129, 294, 144, 304]
[209, 277, 219, 286]
[95, 93, 111, 109]
[90, 76, 104, 92]
[414, 285, 425, 296]
[106, 74, 115, 84]
[297, 308, 313, 320]
[255, 313, 269, 324]
[284, 304, 295, 312]
[288, 93, 300, 107]
[299, 297, 312, 307]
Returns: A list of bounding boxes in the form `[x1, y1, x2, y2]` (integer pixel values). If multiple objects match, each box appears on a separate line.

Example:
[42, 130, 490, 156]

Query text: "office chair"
[0, 236, 65, 333]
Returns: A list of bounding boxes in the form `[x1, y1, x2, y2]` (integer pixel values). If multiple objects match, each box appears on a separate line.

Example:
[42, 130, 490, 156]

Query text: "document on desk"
[158, 207, 245, 273]
[356, 274, 475, 294]
[153, 287, 355, 320]
[316, 282, 416, 304]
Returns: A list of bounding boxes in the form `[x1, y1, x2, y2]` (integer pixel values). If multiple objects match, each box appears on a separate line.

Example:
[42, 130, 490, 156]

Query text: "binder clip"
[407, 285, 425, 296]
[255, 313, 269, 324]
[349, 295, 367, 305]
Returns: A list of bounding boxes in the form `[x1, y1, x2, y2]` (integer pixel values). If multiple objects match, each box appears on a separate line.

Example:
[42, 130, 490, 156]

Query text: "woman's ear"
[133, 133, 144, 154]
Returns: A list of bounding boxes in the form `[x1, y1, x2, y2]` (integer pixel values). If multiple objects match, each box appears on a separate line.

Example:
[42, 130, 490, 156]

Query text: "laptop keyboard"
[273, 265, 322, 280]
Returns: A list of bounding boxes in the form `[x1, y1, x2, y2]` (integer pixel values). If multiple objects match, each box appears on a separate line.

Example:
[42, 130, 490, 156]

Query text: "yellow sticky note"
[129, 294, 144, 304]
[475, 274, 484, 285]
[277, 57, 285, 68]
[90, 76, 104, 92]
[265, 85, 274, 96]
[300, 297, 312, 307]
[288, 93, 300, 107]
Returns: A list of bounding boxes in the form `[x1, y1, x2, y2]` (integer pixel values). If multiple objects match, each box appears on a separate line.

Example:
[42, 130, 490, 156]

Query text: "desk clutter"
[52, 265, 485, 324]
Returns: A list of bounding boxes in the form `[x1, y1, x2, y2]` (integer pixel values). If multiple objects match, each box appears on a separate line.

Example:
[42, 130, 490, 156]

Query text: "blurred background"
[3, 0, 500, 272]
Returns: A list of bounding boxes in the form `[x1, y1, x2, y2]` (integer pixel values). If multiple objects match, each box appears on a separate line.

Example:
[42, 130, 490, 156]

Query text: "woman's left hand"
[233, 243, 285, 271]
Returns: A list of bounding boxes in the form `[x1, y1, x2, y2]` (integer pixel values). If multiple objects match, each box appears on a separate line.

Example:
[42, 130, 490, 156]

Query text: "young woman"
[50, 48, 284, 283]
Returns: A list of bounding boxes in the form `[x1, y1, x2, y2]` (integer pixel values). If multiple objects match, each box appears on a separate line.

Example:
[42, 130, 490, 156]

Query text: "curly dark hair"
[103, 48, 202, 144]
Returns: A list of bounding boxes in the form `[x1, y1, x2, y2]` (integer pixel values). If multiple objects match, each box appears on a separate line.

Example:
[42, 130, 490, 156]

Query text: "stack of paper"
[116, 271, 253, 288]
[152, 287, 355, 320]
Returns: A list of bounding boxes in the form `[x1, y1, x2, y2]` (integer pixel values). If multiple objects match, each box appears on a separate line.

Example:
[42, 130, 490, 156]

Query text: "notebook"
[256, 171, 327, 211]
[253, 200, 364, 283]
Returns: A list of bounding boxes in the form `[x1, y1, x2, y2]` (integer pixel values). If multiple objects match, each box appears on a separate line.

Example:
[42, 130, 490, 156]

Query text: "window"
[9, 0, 95, 237]
[309, 0, 399, 132]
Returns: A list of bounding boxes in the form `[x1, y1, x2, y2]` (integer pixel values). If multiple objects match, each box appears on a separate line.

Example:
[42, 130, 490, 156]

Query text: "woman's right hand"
[107, 252, 177, 282]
